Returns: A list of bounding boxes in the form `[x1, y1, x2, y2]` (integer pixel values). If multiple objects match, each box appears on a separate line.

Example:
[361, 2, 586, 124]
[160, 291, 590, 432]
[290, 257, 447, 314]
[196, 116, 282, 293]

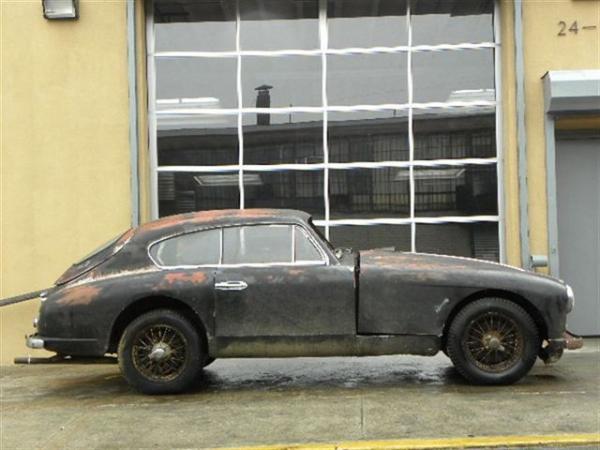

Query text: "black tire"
[203, 357, 216, 368]
[446, 298, 539, 385]
[118, 309, 204, 394]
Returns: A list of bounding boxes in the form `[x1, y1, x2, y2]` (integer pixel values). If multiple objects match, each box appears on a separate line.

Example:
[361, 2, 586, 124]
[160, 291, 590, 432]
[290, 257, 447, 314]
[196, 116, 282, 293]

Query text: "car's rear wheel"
[446, 298, 539, 385]
[118, 309, 203, 394]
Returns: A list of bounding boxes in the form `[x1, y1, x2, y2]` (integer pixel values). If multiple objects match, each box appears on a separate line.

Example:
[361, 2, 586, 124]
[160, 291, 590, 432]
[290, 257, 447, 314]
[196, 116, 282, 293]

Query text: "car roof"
[133, 209, 312, 243]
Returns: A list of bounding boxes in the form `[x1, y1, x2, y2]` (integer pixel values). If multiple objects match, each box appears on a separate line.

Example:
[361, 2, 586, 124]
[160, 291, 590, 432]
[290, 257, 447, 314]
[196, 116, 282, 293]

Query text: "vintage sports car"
[12, 209, 581, 394]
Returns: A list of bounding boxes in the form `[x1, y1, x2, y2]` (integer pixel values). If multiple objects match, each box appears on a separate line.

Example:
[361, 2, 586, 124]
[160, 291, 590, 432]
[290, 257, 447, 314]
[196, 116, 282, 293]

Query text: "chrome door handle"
[215, 280, 248, 291]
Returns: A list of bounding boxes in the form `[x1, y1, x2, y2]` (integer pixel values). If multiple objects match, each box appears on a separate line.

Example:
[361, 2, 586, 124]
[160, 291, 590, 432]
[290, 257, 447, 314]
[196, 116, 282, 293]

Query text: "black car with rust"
[10, 209, 582, 394]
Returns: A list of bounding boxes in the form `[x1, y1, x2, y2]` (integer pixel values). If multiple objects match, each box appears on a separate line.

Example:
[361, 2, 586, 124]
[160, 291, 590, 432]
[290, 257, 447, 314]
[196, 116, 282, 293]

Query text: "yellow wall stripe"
[217, 433, 600, 450]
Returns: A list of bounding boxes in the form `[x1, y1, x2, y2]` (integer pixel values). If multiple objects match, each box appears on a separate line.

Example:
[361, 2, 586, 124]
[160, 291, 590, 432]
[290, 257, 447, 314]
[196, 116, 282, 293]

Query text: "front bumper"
[540, 330, 584, 364]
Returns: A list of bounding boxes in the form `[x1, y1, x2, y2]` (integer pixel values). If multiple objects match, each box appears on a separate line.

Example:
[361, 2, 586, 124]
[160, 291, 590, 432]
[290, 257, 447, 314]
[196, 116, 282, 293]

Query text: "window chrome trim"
[147, 222, 330, 270]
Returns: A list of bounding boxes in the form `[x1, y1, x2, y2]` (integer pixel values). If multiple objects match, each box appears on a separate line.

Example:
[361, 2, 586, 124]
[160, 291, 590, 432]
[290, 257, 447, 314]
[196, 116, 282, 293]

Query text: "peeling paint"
[435, 298, 450, 314]
[56, 285, 102, 306]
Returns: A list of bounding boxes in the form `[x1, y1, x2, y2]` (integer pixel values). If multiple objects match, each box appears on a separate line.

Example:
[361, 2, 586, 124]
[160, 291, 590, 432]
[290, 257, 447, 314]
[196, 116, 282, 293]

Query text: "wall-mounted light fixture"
[42, 0, 79, 20]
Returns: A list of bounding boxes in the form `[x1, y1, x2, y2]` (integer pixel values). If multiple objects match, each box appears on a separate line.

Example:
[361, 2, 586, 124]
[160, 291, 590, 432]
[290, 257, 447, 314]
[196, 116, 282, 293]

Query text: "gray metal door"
[556, 138, 600, 335]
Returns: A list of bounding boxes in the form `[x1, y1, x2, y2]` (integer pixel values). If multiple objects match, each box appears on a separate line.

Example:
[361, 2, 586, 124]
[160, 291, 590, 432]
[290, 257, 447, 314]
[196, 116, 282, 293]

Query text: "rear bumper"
[26, 334, 101, 356]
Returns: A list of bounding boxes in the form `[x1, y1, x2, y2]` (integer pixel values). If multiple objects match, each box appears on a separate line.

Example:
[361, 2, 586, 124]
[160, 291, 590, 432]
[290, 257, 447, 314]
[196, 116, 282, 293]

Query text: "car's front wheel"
[446, 298, 539, 385]
[118, 309, 204, 394]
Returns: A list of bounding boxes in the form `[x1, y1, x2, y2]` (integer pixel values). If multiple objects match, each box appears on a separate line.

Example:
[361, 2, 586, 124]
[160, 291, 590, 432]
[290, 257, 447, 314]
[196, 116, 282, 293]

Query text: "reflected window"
[329, 112, 409, 163]
[330, 168, 410, 220]
[413, 165, 498, 217]
[417, 222, 499, 261]
[157, 114, 239, 166]
[329, 225, 411, 251]
[158, 172, 240, 217]
[223, 225, 293, 264]
[244, 171, 325, 219]
[413, 112, 496, 160]
[243, 113, 324, 165]
[150, 228, 220, 266]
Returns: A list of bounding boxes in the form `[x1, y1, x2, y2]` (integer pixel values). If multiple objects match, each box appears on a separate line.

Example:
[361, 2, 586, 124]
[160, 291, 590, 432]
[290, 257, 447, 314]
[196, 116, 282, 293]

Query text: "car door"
[214, 223, 355, 346]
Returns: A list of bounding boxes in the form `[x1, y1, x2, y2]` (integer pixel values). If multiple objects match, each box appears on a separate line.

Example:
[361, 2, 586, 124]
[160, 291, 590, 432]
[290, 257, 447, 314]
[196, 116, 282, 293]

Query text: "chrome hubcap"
[462, 312, 524, 373]
[132, 325, 187, 381]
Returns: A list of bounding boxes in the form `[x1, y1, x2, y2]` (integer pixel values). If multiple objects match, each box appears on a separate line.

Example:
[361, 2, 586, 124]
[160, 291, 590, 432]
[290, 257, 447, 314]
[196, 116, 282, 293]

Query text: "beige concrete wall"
[0, 1, 132, 364]
[522, 0, 600, 266]
[499, 0, 521, 267]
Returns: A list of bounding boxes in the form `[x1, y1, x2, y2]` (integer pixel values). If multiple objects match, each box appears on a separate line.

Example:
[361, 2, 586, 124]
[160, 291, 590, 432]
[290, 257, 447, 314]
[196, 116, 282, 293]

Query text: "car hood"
[360, 250, 531, 276]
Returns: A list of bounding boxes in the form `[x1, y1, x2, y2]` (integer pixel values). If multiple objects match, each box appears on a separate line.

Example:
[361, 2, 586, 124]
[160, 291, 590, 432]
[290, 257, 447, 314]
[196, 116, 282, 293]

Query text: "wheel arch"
[441, 289, 548, 350]
[107, 296, 209, 355]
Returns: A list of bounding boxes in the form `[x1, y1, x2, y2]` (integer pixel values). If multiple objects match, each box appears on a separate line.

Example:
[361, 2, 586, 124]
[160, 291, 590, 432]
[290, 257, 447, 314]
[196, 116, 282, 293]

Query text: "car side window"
[294, 226, 324, 263]
[150, 228, 220, 266]
[223, 225, 293, 264]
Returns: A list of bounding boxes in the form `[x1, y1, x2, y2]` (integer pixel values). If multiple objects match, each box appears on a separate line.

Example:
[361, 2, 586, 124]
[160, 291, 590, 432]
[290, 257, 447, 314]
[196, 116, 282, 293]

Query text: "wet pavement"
[1, 339, 598, 449]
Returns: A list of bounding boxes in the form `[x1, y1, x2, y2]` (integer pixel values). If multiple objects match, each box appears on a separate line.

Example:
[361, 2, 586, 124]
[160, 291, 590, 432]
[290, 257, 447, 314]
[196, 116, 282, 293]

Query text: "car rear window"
[55, 229, 134, 285]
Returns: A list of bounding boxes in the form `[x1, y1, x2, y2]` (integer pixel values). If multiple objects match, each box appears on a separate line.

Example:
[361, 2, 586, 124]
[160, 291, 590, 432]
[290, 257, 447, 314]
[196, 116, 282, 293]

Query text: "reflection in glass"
[242, 56, 322, 108]
[329, 112, 409, 163]
[413, 165, 498, 217]
[328, 53, 408, 105]
[158, 114, 238, 166]
[154, 0, 236, 52]
[240, 0, 319, 51]
[412, 49, 495, 103]
[224, 225, 293, 264]
[327, 0, 408, 48]
[295, 226, 323, 261]
[150, 228, 221, 266]
[329, 225, 411, 251]
[411, 0, 494, 46]
[158, 171, 240, 217]
[244, 170, 325, 219]
[330, 168, 410, 219]
[242, 113, 323, 165]
[416, 222, 499, 261]
[413, 110, 495, 159]
[156, 58, 238, 109]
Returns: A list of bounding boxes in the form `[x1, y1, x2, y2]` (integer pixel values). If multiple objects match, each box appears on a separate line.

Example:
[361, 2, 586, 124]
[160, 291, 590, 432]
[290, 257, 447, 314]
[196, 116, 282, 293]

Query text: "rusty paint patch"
[56, 285, 102, 306]
[163, 272, 207, 285]
[361, 250, 468, 271]
[73, 267, 160, 286]
[153, 271, 209, 291]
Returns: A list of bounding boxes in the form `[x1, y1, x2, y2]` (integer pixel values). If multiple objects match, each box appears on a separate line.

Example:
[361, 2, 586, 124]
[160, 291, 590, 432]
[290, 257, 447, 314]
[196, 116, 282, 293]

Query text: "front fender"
[358, 254, 569, 340]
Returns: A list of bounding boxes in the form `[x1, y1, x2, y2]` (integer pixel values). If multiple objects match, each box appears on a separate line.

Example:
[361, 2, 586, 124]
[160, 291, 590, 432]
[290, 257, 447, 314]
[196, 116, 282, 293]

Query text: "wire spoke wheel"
[462, 311, 524, 373]
[132, 324, 187, 382]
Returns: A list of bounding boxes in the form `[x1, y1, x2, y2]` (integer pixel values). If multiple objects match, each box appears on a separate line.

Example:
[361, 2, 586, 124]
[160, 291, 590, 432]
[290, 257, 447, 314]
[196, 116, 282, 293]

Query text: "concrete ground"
[1, 339, 598, 449]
